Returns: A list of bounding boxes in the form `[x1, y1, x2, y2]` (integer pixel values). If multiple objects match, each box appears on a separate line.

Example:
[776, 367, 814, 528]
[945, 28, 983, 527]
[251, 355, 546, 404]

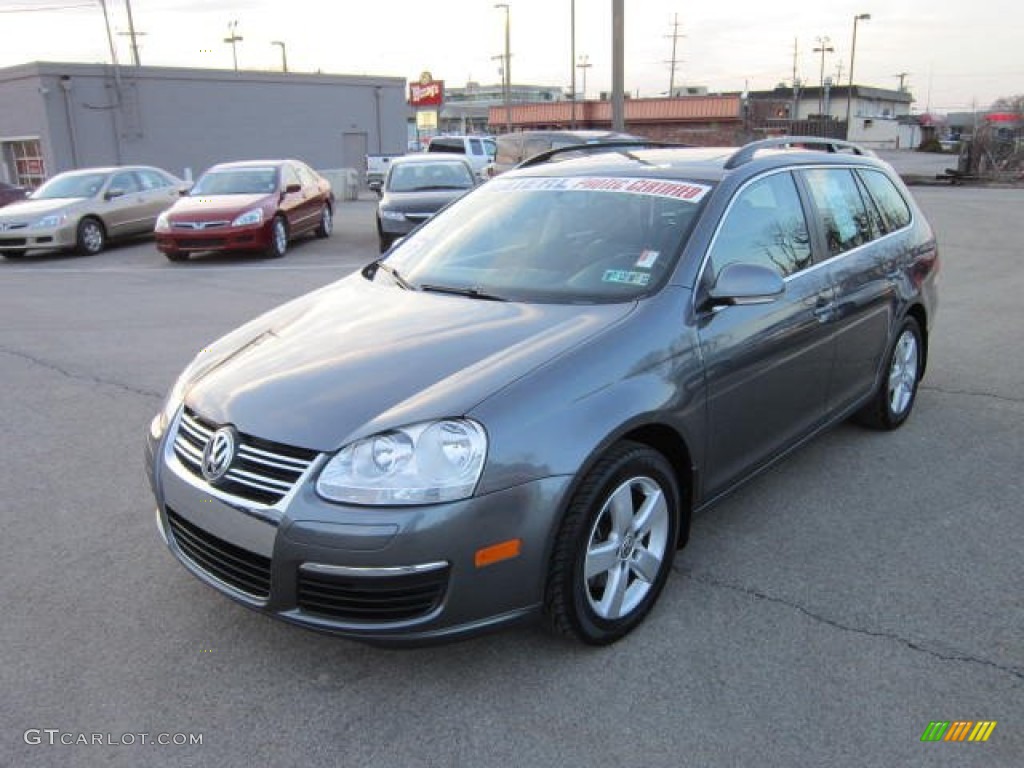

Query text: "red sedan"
[155, 159, 333, 261]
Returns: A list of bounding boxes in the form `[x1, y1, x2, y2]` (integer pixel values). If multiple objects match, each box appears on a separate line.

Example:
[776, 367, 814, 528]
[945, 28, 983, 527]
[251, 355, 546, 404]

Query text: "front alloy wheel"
[76, 218, 105, 255]
[545, 441, 680, 645]
[265, 216, 287, 258]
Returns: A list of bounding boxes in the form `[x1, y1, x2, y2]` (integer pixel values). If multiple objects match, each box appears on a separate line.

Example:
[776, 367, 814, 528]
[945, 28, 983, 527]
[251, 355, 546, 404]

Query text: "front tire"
[545, 442, 680, 645]
[855, 316, 923, 430]
[76, 217, 106, 256]
[315, 205, 332, 238]
[265, 216, 288, 258]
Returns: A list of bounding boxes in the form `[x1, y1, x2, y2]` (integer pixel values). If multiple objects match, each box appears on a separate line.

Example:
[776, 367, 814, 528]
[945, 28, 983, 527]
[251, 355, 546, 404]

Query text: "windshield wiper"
[373, 260, 414, 290]
[419, 283, 508, 301]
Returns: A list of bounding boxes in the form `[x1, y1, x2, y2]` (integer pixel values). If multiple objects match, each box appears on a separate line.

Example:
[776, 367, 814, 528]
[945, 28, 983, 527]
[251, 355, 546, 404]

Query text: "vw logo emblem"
[201, 426, 237, 483]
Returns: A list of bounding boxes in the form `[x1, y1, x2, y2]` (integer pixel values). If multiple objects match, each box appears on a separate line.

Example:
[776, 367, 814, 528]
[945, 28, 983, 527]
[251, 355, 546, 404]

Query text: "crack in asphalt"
[675, 566, 1024, 682]
[919, 384, 1024, 406]
[0, 345, 163, 402]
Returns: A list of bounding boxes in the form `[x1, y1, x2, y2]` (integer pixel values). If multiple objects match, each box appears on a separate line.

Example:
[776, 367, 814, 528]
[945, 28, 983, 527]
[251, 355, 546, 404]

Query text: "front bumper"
[0, 222, 76, 253]
[155, 223, 268, 254]
[378, 213, 432, 237]
[147, 413, 570, 645]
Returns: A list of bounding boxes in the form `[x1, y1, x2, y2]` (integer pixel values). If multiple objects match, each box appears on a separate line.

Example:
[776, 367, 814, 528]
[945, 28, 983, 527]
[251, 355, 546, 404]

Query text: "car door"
[101, 171, 144, 236]
[281, 163, 318, 235]
[798, 167, 897, 413]
[696, 170, 836, 496]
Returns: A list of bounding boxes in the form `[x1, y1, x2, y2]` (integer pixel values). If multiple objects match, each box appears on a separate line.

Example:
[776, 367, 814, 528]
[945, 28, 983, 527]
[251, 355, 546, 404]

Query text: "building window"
[2, 139, 46, 189]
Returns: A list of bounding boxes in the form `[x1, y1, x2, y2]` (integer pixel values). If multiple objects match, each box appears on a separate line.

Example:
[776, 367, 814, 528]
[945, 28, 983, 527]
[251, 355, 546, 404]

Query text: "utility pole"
[814, 35, 834, 130]
[665, 13, 685, 96]
[495, 4, 511, 132]
[611, 0, 624, 131]
[893, 72, 910, 92]
[845, 13, 870, 140]
[224, 20, 243, 72]
[124, 0, 142, 66]
[570, 0, 576, 128]
[791, 38, 800, 121]
[577, 54, 592, 102]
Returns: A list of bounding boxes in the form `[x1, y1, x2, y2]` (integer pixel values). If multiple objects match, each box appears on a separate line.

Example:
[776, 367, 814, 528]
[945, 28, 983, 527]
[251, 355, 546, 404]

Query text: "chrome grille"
[173, 220, 229, 230]
[173, 408, 318, 505]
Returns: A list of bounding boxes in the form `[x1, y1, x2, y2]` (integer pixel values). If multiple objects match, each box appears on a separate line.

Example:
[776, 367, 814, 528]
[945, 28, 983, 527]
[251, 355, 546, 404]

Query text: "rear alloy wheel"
[855, 316, 923, 430]
[76, 217, 106, 256]
[545, 441, 680, 645]
[265, 216, 288, 258]
[315, 205, 333, 238]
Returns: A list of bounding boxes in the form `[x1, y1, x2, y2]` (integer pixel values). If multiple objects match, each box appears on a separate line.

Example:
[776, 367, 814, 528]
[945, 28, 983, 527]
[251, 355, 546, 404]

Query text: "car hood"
[0, 197, 83, 220]
[380, 189, 471, 213]
[184, 274, 634, 451]
[168, 194, 272, 219]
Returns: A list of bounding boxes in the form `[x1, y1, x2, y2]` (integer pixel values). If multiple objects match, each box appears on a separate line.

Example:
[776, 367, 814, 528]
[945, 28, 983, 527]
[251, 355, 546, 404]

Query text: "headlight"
[155, 211, 169, 230]
[32, 213, 65, 229]
[148, 371, 188, 440]
[379, 209, 406, 221]
[317, 419, 487, 505]
[232, 208, 263, 227]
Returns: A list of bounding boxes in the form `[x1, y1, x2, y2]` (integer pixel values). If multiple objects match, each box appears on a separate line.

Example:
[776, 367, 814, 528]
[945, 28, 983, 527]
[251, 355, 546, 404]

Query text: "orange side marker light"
[475, 539, 522, 568]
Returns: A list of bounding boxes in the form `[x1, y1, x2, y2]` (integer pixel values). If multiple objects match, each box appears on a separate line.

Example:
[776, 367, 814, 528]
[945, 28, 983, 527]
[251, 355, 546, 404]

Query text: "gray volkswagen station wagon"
[146, 137, 939, 646]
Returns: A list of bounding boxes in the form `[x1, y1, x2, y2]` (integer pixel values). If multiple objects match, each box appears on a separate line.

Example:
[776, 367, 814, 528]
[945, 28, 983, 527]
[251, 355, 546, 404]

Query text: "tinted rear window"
[428, 139, 466, 155]
[858, 169, 912, 232]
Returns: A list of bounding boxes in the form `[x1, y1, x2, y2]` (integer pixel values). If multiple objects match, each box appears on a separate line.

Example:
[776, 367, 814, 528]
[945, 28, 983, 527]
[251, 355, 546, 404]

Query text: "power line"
[0, 3, 93, 12]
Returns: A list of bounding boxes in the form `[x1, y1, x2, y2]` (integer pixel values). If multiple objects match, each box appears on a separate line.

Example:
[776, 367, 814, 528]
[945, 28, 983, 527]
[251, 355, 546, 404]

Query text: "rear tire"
[545, 441, 680, 645]
[76, 217, 106, 256]
[265, 216, 287, 258]
[164, 251, 188, 262]
[855, 316, 923, 430]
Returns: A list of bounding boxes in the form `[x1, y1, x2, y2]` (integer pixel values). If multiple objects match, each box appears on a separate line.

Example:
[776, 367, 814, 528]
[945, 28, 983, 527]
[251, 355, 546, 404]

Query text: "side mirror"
[105, 188, 126, 200]
[285, 183, 302, 194]
[707, 263, 785, 308]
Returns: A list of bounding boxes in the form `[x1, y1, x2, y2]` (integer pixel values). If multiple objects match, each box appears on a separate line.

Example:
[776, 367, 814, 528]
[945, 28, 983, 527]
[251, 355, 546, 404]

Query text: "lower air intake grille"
[166, 508, 271, 599]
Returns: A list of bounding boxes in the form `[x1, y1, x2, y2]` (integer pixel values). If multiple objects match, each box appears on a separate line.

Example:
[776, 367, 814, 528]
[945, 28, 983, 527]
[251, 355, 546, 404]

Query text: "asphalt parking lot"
[1, 186, 1021, 767]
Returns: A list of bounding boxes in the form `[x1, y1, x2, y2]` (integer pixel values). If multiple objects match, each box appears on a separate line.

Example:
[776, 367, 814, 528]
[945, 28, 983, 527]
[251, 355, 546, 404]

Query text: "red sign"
[410, 80, 444, 107]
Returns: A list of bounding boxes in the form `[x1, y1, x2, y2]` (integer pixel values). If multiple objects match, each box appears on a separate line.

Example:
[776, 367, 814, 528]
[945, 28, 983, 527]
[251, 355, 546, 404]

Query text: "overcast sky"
[1, 0, 1020, 113]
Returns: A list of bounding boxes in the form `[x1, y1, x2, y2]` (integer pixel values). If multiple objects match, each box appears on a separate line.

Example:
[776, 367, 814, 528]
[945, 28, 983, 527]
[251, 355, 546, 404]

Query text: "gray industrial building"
[0, 61, 410, 188]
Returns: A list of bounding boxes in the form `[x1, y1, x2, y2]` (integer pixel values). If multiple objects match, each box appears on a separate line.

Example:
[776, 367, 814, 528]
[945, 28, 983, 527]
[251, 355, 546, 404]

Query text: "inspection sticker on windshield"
[635, 250, 660, 268]
[495, 176, 711, 202]
[603, 270, 651, 286]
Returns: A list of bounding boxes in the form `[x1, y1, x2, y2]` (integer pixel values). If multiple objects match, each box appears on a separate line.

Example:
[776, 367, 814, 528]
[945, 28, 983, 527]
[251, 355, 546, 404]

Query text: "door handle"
[813, 296, 835, 323]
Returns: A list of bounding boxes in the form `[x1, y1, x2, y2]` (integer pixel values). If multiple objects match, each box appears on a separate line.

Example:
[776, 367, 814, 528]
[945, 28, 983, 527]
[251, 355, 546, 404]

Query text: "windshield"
[32, 172, 109, 199]
[191, 168, 278, 195]
[387, 162, 475, 192]
[376, 175, 711, 303]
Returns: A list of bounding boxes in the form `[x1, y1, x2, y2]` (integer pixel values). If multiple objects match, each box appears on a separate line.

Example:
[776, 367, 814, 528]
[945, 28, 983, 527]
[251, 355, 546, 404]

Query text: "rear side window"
[858, 169, 912, 232]
[708, 172, 812, 278]
[801, 169, 875, 257]
[469, 139, 483, 156]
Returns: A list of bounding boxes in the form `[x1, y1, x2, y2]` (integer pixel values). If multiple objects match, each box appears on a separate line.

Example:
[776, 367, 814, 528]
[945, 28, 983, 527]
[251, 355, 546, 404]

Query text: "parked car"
[146, 137, 938, 646]
[376, 154, 478, 252]
[426, 135, 496, 178]
[486, 129, 642, 177]
[0, 181, 28, 208]
[154, 159, 333, 261]
[0, 166, 186, 259]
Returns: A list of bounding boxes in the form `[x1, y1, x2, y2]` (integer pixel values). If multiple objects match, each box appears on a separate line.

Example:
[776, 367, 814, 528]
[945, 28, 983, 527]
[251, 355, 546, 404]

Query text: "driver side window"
[708, 172, 811, 279]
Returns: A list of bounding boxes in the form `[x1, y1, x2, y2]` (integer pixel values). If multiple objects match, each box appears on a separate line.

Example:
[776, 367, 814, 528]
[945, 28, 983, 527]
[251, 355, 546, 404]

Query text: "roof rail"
[723, 136, 875, 170]
[517, 140, 691, 169]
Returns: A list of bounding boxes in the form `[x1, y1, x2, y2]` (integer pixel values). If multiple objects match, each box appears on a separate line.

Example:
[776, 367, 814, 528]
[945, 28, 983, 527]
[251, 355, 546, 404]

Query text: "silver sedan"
[0, 165, 187, 258]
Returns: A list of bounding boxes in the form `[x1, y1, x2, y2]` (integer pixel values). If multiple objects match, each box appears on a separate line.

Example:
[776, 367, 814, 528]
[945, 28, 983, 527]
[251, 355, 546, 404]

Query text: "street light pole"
[611, 0, 624, 131]
[813, 35, 834, 134]
[224, 20, 243, 72]
[845, 13, 871, 139]
[271, 40, 288, 73]
[495, 4, 511, 132]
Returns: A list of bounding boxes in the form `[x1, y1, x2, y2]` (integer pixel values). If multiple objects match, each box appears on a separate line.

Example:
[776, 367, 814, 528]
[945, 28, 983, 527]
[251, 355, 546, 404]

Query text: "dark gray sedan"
[375, 154, 477, 252]
[146, 138, 939, 646]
